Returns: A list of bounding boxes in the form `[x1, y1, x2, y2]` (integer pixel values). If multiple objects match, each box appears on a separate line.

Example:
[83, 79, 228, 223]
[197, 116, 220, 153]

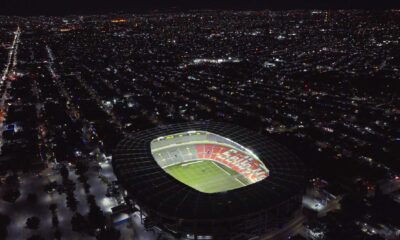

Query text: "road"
[0, 26, 21, 154]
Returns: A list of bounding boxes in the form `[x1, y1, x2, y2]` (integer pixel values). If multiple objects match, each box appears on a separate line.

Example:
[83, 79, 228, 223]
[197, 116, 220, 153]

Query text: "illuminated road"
[1, 26, 20, 81]
[0, 26, 21, 154]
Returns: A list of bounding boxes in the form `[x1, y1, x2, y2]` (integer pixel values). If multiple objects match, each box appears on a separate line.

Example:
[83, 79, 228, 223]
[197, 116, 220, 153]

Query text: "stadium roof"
[113, 121, 306, 220]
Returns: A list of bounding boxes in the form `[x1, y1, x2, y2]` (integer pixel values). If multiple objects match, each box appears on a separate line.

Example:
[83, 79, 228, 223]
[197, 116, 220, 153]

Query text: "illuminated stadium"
[151, 131, 269, 193]
[113, 122, 306, 239]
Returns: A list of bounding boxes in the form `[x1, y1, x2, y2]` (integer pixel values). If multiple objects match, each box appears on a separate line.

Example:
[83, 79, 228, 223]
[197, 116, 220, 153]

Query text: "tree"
[5, 175, 19, 186]
[62, 178, 76, 193]
[66, 192, 78, 212]
[83, 182, 91, 194]
[2, 189, 20, 203]
[27, 234, 44, 240]
[71, 213, 87, 234]
[87, 195, 96, 205]
[49, 203, 57, 213]
[27, 193, 38, 204]
[97, 227, 120, 240]
[78, 175, 88, 183]
[26, 217, 40, 230]
[52, 215, 59, 228]
[85, 194, 106, 230]
[0, 213, 11, 239]
[76, 161, 89, 176]
[44, 181, 57, 193]
[60, 165, 69, 179]
[53, 230, 62, 240]
[87, 205, 106, 230]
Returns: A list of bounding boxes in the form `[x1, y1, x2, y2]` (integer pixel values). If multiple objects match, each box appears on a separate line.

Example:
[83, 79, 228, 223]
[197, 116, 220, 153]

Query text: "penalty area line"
[211, 161, 232, 177]
[211, 161, 245, 186]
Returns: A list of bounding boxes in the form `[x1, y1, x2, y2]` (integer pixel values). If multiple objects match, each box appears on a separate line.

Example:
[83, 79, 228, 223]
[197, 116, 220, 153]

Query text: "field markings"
[211, 161, 247, 188]
[181, 160, 203, 167]
[211, 161, 231, 176]
[211, 161, 248, 187]
[167, 161, 245, 193]
[234, 177, 247, 186]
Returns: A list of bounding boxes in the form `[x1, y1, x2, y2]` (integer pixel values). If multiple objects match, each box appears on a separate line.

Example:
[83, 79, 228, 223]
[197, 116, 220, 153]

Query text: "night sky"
[2, 0, 399, 16]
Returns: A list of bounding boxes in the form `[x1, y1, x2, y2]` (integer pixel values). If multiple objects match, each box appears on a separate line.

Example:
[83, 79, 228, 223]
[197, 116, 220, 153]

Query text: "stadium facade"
[113, 122, 306, 240]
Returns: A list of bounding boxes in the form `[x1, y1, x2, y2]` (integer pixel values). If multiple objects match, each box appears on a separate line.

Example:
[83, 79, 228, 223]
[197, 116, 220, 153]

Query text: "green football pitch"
[164, 160, 250, 193]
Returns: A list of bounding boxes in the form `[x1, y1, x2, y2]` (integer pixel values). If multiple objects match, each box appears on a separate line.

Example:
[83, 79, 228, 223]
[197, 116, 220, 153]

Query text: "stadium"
[113, 122, 306, 239]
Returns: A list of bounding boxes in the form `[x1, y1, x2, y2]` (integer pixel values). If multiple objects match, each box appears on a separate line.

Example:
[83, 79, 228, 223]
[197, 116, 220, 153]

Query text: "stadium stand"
[151, 131, 269, 183]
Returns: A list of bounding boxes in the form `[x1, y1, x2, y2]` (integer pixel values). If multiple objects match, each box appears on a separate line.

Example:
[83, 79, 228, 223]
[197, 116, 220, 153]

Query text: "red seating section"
[196, 144, 268, 182]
